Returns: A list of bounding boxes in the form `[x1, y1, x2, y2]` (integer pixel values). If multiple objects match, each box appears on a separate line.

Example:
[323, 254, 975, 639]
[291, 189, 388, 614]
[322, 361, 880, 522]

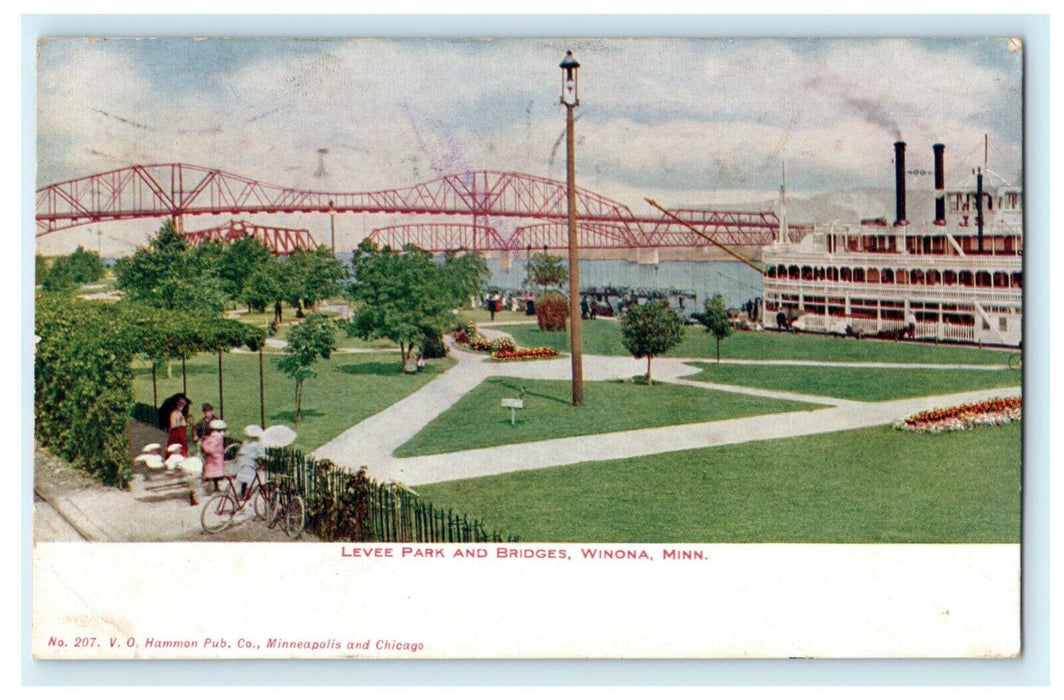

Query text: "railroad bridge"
[36, 164, 798, 256]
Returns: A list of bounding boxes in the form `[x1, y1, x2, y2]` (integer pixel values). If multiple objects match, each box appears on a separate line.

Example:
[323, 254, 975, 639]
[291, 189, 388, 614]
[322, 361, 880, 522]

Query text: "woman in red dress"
[158, 393, 190, 458]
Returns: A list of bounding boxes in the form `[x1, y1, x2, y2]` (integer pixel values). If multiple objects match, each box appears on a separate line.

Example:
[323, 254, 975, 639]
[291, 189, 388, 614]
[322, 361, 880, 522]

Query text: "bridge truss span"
[183, 219, 317, 256]
[369, 224, 509, 252]
[36, 163, 786, 253]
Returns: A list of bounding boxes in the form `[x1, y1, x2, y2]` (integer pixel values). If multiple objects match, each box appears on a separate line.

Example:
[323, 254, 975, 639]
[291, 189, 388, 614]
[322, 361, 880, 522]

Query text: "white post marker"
[501, 398, 524, 426]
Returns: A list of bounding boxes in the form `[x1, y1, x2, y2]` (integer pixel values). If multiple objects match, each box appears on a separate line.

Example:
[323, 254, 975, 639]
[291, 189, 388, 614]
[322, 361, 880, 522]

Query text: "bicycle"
[266, 473, 306, 539]
[1008, 353, 1022, 370]
[200, 468, 272, 534]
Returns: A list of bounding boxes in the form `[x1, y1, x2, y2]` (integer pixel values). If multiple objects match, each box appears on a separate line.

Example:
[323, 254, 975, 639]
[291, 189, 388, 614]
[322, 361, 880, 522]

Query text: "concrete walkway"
[34, 459, 316, 543]
[311, 326, 1021, 487]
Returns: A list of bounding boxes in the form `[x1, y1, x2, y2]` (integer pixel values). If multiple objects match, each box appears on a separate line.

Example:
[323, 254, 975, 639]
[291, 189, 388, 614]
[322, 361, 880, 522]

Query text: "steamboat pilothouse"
[762, 141, 1022, 347]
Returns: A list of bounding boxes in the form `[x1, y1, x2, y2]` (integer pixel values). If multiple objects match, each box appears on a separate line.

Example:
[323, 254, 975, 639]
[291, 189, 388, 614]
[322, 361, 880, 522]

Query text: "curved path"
[311, 325, 1021, 487]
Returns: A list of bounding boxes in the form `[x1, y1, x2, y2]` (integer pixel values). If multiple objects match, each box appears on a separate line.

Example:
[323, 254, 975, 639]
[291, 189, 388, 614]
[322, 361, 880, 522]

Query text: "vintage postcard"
[32, 33, 1026, 662]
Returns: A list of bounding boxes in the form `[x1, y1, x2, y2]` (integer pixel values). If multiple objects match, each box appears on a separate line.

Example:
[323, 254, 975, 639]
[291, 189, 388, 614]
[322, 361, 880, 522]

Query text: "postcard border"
[18, 11, 1052, 687]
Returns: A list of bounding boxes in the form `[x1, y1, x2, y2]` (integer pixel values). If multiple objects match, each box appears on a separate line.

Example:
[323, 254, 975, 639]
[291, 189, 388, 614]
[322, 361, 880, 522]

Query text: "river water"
[485, 258, 764, 311]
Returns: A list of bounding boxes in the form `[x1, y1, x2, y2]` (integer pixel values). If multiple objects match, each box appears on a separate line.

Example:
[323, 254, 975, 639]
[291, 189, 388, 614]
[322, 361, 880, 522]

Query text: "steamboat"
[762, 141, 1022, 347]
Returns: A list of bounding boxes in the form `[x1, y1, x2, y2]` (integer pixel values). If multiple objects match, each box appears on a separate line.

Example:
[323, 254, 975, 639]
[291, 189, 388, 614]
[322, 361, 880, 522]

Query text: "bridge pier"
[636, 248, 659, 265]
[499, 250, 512, 270]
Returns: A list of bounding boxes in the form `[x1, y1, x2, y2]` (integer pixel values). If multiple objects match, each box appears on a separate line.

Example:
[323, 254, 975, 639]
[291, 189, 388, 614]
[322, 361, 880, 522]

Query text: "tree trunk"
[716, 337, 721, 364]
[217, 350, 224, 419]
[646, 355, 653, 385]
[294, 380, 302, 424]
[181, 355, 187, 395]
[259, 345, 266, 428]
[151, 364, 158, 407]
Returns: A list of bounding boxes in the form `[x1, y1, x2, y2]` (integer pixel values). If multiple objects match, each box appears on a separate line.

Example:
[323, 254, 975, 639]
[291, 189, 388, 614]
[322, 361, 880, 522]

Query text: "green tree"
[277, 312, 337, 423]
[39, 246, 107, 292]
[35, 254, 50, 284]
[284, 246, 349, 312]
[217, 236, 273, 304]
[241, 258, 284, 313]
[440, 251, 489, 308]
[40, 257, 77, 292]
[620, 300, 685, 385]
[347, 244, 481, 372]
[114, 220, 227, 313]
[65, 245, 106, 284]
[696, 294, 733, 363]
[524, 252, 568, 292]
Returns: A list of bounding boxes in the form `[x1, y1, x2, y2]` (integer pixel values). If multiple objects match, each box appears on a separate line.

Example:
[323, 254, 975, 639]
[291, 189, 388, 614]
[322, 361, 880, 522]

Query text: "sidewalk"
[312, 327, 1021, 486]
[364, 386, 1021, 486]
[33, 440, 316, 543]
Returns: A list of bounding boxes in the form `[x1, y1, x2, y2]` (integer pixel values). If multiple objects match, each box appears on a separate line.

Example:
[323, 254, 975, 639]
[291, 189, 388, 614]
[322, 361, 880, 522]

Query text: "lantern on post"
[560, 50, 580, 106]
[559, 49, 583, 406]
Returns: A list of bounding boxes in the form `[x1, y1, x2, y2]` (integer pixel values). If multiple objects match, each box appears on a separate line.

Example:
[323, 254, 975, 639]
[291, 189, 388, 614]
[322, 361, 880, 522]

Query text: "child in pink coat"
[200, 419, 227, 493]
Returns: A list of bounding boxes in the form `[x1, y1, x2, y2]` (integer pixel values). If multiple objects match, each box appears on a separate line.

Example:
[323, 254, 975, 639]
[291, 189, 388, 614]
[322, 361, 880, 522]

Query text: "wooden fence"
[263, 447, 517, 544]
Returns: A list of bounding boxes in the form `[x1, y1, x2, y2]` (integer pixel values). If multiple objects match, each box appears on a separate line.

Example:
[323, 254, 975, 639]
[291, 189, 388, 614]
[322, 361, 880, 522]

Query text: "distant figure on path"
[489, 293, 500, 321]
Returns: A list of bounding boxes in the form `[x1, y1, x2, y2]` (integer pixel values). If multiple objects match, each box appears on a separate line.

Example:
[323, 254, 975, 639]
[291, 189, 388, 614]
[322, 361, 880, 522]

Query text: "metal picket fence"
[262, 447, 518, 544]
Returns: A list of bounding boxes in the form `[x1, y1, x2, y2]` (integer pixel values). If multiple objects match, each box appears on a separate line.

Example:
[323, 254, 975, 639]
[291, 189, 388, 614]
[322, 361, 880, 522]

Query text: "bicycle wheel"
[284, 495, 306, 539]
[267, 487, 283, 529]
[201, 493, 237, 534]
[253, 484, 273, 521]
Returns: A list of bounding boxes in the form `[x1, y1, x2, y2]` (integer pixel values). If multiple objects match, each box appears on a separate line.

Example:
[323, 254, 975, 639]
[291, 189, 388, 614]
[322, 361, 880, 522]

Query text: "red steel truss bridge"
[36, 163, 792, 253]
[183, 219, 317, 256]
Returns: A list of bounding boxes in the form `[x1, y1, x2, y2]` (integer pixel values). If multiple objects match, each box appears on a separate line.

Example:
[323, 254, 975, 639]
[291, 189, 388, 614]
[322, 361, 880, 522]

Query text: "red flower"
[902, 397, 1021, 429]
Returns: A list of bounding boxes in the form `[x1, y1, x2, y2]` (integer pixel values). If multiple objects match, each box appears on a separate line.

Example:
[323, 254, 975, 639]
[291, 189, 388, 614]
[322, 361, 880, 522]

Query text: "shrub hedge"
[34, 293, 264, 488]
[535, 291, 568, 332]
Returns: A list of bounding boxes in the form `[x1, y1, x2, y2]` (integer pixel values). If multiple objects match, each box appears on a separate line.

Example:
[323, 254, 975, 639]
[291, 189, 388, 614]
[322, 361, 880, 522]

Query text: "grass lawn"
[230, 308, 398, 350]
[505, 322, 1013, 365]
[416, 422, 1021, 543]
[133, 351, 454, 452]
[394, 377, 817, 457]
[688, 363, 1020, 401]
[455, 308, 533, 326]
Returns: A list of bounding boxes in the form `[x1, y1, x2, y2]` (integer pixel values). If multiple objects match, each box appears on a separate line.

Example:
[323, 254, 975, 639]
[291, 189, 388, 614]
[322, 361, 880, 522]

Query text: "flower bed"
[452, 322, 521, 354]
[451, 322, 478, 345]
[491, 347, 560, 361]
[452, 322, 493, 351]
[453, 322, 553, 360]
[893, 397, 1021, 433]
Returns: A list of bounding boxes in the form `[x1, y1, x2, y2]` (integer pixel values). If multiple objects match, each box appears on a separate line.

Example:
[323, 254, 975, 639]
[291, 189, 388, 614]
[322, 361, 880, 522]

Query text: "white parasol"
[260, 424, 297, 448]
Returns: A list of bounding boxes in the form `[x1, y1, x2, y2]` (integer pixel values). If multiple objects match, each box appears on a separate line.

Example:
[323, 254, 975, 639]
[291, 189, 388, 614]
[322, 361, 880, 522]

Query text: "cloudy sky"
[35, 36, 1023, 254]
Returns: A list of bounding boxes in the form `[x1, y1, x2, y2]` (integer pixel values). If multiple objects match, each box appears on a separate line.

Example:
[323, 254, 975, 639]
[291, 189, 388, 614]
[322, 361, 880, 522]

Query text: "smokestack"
[933, 143, 946, 226]
[893, 141, 908, 227]
[976, 167, 984, 253]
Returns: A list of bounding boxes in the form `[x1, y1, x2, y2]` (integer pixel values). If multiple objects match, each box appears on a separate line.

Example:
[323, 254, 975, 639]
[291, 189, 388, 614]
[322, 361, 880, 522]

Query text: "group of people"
[483, 292, 535, 320]
[579, 296, 601, 320]
[156, 393, 266, 501]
